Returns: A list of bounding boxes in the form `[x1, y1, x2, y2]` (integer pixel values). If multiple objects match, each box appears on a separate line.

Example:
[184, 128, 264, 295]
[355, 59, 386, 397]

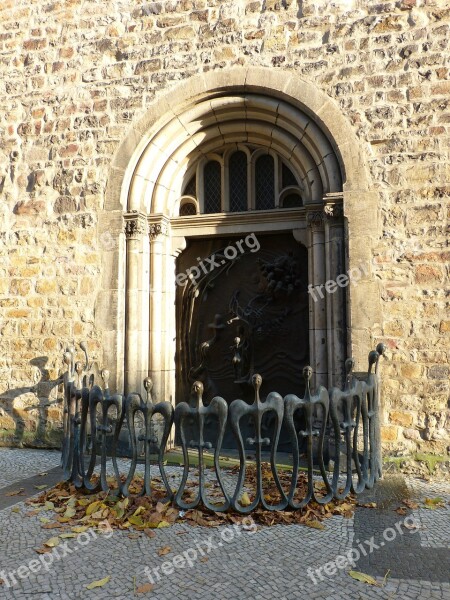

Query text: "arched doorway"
[99, 68, 379, 448]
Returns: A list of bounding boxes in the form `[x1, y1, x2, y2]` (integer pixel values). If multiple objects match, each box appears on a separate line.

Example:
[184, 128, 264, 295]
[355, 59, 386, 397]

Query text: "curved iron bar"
[122, 379, 174, 499]
[363, 349, 384, 490]
[229, 374, 287, 513]
[284, 366, 332, 509]
[60, 343, 385, 514]
[329, 358, 363, 499]
[174, 381, 229, 511]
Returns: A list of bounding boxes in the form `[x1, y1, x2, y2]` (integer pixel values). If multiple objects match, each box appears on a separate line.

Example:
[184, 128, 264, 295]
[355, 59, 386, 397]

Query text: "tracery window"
[177, 145, 303, 216]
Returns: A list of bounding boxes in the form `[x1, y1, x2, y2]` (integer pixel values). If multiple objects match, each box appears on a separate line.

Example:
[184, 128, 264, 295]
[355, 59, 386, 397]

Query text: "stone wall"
[0, 0, 448, 465]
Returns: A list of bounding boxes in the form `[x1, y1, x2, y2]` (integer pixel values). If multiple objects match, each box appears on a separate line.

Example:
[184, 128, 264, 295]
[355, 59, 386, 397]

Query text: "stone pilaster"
[124, 211, 150, 395]
[306, 206, 327, 389]
[147, 215, 171, 404]
[323, 193, 346, 388]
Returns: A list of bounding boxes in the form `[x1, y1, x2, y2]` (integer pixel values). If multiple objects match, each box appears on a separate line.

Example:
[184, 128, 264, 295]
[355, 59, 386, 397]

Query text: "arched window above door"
[178, 144, 303, 216]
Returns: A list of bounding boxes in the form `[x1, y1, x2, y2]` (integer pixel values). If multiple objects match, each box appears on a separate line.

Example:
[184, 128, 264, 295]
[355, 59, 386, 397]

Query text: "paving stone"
[0, 449, 449, 599]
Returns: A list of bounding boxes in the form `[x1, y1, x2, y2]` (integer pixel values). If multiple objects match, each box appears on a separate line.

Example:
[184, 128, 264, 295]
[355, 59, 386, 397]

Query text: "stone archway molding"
[100, 67, 380, 397]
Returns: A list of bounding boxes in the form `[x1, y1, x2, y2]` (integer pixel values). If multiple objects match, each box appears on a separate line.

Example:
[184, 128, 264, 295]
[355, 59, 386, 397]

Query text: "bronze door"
[175, 232, 309, 449]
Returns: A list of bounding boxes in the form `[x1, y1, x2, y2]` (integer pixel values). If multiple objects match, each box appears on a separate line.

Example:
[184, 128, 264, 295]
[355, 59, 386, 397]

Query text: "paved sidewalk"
[0, 448, 449, 600]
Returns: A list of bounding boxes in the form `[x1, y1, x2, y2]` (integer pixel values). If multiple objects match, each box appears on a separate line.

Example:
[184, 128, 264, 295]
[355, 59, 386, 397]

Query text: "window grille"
[177, 146, 303, 216]
[282, 193, 302, 208]
[255, 154, 275, 210]
[282, 163, 298, 188]
[184, 175, 196, 197]
[229, 151, 248, 212]
[179, 202, 197, 216]
[203, 161, 221, 214]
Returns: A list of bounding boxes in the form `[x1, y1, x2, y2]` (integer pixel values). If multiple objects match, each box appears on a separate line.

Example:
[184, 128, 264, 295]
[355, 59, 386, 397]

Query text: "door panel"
[175, 232, 309, 449]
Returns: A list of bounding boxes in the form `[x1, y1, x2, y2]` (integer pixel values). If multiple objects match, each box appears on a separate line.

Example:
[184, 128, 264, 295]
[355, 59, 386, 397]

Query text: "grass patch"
[0, 428, 62, 449]
[383, 453, 448, 475]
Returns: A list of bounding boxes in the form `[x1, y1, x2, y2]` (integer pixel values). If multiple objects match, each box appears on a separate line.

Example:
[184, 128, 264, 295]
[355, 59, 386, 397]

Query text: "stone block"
[36, 279, 57, 295]
[428, 365, 449, 380]
[439, 320, 450, 333]
[414, 264, 444, 284]
[389, 410, 414, 427]
[381, 425, 399, 442]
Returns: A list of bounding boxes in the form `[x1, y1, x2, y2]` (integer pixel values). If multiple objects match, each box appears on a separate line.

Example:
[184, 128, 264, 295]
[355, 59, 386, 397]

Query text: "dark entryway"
[175, 231, 309, 449]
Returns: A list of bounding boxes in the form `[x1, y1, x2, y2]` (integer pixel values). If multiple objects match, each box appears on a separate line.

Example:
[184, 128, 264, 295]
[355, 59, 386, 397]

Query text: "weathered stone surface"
[0, 0, 448, 464]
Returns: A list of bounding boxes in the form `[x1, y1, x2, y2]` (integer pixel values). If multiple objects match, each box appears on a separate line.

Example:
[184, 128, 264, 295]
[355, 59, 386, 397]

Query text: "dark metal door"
[175, 232, 309, 449]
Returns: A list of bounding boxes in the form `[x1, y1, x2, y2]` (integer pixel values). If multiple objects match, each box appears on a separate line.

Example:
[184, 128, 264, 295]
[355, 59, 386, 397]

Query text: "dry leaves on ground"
[24, 465, 359, 536]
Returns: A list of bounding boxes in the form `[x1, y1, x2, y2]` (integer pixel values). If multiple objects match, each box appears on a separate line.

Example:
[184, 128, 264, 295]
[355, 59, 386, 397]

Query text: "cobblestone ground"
[0, 449, 61, 489]
[0, 449, 449, 600]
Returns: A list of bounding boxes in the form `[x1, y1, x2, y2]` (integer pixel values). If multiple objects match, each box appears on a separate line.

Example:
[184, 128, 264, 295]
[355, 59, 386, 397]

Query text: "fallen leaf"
[305, 520, 326, 530]
[34, 485, 48, 490]
[71, 526, 89, 534]
[86, 501, 103, 516]
[5, 488, 25, 496]
[349, 570, 378, 586]
[63, 506, 77, 519]
[424, 497, 445, 509]
[42, 523, 63, 530]
[11, 507, 20, 513]
[86, 576, 110, 590]
[155, 501, 168, 513]
[44, 537, 60, 548]
[157, 546, 171, 556]
[240, 492, 251, 507]
[144, 529, 156, 539]
[200, 556, 209, 563]
[128, 515, 145, 528]
[136, 582, 154, 594]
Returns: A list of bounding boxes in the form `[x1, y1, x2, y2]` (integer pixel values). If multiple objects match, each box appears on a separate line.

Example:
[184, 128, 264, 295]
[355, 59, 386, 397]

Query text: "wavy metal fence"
[61, 343, 386, 513]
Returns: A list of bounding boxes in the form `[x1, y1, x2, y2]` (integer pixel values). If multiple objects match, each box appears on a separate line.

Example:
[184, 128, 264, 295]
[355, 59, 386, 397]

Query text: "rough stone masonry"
[0, 0, 448, 475]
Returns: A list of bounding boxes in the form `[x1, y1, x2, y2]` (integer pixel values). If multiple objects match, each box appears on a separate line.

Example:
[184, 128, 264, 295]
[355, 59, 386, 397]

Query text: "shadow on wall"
[0, 356, 63, 448]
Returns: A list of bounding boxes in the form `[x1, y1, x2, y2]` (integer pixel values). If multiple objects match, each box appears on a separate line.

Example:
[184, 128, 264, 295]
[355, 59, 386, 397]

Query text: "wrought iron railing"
[61, 343, 386, 513]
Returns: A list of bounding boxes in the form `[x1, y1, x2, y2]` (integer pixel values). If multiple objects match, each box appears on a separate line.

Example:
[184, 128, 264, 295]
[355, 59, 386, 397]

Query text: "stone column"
[323, 194, 346, 388]
[124, 211, 150, 396]
[306, 209, 327, 389]
[148, 216, 170, 404]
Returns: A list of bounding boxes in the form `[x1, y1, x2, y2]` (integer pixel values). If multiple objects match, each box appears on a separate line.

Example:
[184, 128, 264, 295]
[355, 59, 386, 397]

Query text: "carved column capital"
[123, 211, 148, 239]
[323, 192, 344, 221]
[323, 203, 344, 220]
[306, 210, 325, 229]
[148, 215, 170, 241]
